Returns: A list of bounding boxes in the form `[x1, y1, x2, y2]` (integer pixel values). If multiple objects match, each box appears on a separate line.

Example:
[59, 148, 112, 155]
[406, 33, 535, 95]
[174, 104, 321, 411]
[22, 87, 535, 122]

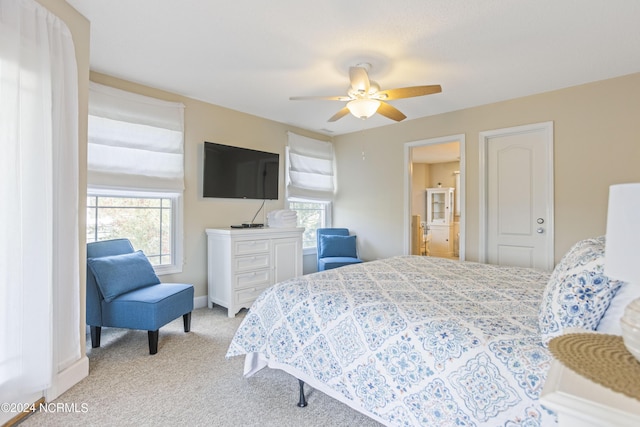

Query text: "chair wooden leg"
[148, 330, 159, 355]
[90, 326, 101, 348]
[183, 312, 191, 332]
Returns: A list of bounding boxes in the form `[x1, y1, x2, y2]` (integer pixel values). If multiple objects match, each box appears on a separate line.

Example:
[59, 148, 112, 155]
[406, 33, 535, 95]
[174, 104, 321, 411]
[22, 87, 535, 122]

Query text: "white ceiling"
[66, 0, 640, 136]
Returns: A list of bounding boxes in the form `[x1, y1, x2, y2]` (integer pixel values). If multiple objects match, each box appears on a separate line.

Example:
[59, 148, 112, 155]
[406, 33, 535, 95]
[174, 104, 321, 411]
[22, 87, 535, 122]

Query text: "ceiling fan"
[290, 63, 442, 122]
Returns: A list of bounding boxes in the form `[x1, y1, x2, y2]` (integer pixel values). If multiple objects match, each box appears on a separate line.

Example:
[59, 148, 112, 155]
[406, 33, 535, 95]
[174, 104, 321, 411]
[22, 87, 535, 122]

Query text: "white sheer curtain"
[0, 0, 79, 402]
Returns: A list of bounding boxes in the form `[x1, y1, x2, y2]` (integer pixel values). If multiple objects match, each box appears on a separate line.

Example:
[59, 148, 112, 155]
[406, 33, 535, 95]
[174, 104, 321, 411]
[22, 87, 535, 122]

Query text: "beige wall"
[90, 72, 327, 300]
[411, 163, 429, 219]
[429, 161, 459, 190]
[334, 72, 640, 264]
[89, 65, 640, 294]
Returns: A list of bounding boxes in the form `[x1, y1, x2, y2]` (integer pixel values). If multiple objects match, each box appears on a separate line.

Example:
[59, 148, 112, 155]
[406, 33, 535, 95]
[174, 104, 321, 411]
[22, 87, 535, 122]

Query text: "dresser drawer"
[234, 239, 270, 255]
[234, 283, 271, 306]
[234, 269, 271, 289]
[234, 253, 270, 272]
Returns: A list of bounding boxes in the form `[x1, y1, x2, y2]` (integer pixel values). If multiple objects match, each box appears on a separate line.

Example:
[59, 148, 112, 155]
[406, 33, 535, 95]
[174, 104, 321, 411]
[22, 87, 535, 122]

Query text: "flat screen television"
[203, 142, 279, 200]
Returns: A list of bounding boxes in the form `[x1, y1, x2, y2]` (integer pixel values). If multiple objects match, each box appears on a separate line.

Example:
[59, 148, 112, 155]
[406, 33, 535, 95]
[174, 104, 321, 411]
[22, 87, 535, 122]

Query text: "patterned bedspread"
[226, 256, 557, 426]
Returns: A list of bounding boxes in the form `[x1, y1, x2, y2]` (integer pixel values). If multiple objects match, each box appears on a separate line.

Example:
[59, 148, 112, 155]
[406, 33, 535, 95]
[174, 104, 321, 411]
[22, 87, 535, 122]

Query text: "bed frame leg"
[297, 379, 307, 407]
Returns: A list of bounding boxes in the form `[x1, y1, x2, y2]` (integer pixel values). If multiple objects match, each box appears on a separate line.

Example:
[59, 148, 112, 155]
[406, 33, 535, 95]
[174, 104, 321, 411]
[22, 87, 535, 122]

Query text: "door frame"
[404, 134, 466, 260]
[478, 121, 554, 269]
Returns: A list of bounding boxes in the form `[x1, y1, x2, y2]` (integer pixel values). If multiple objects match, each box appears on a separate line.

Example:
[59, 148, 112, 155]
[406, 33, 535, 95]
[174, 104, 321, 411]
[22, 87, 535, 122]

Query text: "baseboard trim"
[194, 295, 208, 309]
[1, 397, 45, 427]
[45, 356, 89, 401]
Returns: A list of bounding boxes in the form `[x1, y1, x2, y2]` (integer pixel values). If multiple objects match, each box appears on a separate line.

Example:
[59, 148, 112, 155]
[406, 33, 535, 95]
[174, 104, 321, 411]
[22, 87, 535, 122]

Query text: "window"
[86, 190, 183, 274]
[288, 199, 331, 252]
[286, 132, 335, 253]
[87, 83, 185, 274]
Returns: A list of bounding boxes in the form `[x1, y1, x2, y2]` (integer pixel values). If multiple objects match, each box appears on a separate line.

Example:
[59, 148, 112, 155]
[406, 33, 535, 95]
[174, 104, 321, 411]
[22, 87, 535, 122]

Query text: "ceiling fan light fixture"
[347, 98, 380, 119]
[290, 63, 440, 122]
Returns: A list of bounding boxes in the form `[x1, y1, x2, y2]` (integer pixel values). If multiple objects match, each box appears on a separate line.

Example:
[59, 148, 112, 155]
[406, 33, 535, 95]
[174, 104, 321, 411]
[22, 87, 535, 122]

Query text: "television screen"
[203, 142, 279, 199]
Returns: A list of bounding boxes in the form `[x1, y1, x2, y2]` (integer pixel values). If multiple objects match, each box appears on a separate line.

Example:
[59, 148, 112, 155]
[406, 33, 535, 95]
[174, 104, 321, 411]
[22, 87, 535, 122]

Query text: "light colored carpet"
[21, 306, 382, 427]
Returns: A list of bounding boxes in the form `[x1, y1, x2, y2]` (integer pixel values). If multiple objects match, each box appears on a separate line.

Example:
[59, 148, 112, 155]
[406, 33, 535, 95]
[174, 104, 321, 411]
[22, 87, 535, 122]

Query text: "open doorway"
[404, 134, 465, 260]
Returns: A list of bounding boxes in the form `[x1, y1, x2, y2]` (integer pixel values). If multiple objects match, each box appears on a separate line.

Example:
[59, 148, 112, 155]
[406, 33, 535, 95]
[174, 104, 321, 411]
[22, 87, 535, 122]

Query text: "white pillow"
[538, 236, 622, 345]
[596, 281, 640, 335]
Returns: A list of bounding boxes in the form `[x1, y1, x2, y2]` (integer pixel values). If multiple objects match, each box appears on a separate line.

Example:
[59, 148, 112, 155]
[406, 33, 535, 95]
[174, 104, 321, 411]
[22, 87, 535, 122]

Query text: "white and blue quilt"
[226, 256, 557, 426]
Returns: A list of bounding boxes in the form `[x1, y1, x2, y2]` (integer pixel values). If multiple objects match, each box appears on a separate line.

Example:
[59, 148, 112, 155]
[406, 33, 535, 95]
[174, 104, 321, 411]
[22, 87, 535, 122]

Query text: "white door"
[480, 122, 554, 270]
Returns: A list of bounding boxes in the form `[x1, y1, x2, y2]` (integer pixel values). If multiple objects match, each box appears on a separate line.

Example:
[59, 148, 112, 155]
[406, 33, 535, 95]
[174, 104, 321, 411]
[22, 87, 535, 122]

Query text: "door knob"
[537, 227, 544, 234]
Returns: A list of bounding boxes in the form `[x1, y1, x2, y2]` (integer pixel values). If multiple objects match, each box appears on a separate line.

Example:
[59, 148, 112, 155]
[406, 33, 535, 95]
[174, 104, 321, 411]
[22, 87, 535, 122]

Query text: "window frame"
[287, 198, 332, 256]
[86, 187, 184, 275]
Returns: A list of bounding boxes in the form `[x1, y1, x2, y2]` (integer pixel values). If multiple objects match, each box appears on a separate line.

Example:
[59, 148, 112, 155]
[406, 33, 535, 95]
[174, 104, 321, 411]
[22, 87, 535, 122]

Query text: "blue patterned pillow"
[538, 236, 622, 345]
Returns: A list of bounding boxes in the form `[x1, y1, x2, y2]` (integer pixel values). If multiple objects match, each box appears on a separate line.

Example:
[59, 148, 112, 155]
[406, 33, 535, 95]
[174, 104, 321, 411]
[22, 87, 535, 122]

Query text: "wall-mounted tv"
[203, 142, 279, 200]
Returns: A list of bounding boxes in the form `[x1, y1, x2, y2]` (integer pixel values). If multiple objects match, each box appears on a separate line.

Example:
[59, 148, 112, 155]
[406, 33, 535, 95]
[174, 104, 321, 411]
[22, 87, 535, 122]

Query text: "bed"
[226, 237, 625, 426]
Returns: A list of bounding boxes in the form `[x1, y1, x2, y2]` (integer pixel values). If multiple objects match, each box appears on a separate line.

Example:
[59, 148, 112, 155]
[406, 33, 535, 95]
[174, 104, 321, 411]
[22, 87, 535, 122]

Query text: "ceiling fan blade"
[349, 66, 370, 94]
[376, 85, 442, 100]
[328, 107, 350, 122]
[377, 101, 407, 122]
[289, 95, 351, 101]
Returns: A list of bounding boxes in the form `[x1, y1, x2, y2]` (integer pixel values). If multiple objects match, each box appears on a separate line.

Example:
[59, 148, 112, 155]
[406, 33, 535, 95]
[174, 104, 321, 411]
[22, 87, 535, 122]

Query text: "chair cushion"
[88, 250, 160, 303]
[102, 283, 194, 331]
[319, 234, 357, 258]
[318, 256, 363, 271]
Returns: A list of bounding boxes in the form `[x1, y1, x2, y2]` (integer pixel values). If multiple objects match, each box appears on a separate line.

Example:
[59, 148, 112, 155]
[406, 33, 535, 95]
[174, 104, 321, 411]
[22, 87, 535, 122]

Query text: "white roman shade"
[88, 82, 185, 191]
[286, 132, 335, 200]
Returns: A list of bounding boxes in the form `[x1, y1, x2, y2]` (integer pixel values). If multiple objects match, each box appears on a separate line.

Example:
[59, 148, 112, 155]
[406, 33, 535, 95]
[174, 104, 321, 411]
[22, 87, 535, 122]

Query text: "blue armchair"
[86, 238, 194, 354]
[317, 228, 363, 271]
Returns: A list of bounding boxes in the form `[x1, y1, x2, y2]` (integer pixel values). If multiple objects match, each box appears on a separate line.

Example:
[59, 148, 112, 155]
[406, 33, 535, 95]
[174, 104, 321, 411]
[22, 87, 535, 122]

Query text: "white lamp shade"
[347, 98, 380, 119]
[604, 183, 640, 283]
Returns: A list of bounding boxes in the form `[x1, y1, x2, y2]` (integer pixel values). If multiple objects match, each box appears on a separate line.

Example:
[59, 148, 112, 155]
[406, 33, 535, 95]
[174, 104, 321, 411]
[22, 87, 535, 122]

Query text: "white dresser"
[205, 227, 304, 317]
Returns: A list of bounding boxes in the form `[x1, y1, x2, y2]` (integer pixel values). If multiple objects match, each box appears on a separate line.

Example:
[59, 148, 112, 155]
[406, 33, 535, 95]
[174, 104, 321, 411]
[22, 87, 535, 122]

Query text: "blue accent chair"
[86, 238, 194, 355]
[317, 228, 363, 271]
